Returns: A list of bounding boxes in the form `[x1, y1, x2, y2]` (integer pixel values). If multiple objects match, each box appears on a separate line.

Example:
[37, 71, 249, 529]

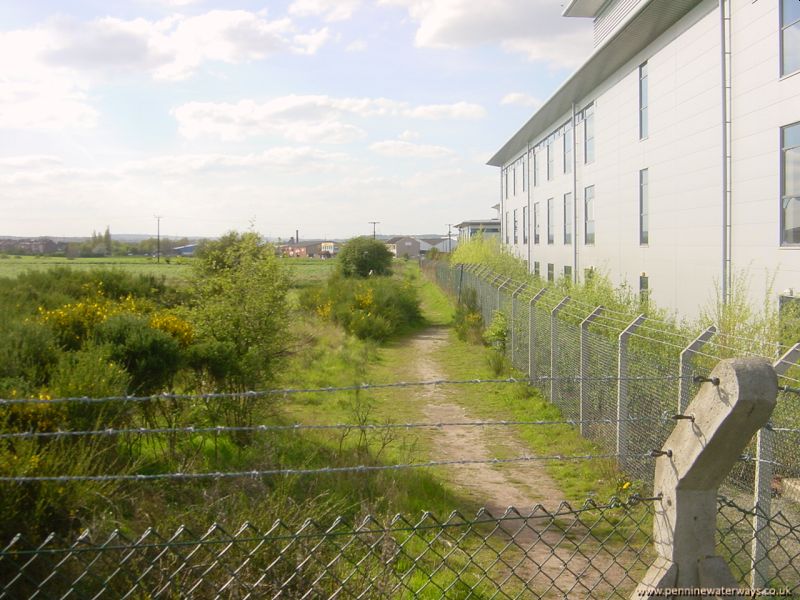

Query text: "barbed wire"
[0, 416, 672, 441]
[0, 375, 692, 406]
[0, 452, 628, 483]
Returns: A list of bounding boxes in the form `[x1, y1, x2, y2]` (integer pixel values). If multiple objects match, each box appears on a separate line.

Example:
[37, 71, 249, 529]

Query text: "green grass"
[0, 255, 193, 284]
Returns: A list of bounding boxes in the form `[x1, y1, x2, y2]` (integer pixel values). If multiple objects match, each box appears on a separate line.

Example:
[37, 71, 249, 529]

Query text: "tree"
[337, 237, 393, 278]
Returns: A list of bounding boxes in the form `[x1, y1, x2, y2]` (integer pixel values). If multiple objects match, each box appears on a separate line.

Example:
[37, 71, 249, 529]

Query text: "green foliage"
[302, 273, 423, 341]
[0, 321, 59, 388]
[190, 231, 291, 390]
[94, 314, 180, 395]
[453, 288, 483, 343]
[337, 237, 393, 278]
[450, 234, 528, 280]
[482, 310, 508, 352]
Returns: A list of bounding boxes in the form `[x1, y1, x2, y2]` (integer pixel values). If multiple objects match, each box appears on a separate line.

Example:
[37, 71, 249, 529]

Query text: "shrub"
[453, 288, 483, 344]
[0, 321, 59, 387]
[483, 310, 509, 352]
[337, 237, 393, 278]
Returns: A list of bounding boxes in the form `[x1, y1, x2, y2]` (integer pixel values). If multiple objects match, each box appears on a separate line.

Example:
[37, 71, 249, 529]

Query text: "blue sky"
[0, 0, 592, 240]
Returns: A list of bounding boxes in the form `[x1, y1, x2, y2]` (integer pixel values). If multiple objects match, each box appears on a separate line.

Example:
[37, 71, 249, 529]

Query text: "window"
[522, 161, 526, 192]
[534, 202, 541, 244]
[782, 122, 800, 244]
[584, 104, 595, 163]
[534, 262, 540, 278]
[639, 274, 650, 307]
[533, 151, 540, 187]
[564, 126, 572, 174]
[547, 198, 554, 244]
[584, 185, 595, 244]
[513, 209, 519, 244]
[547, 143, 554, 181]
[782, 0, 800, 77]
[513, 166, 517, 196]
[504, 169, 508, 199]
[522, 206, 528, 243]
[547, 263, 554, 282]
[639, 62, 649, 139]
[564, 265, 573, 280]
[505, 211, 509, 244]
[639, 168, 649, 245]
[563, 192, 573, 245]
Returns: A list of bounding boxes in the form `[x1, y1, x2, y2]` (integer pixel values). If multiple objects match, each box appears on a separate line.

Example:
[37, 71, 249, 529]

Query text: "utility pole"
[446, 223, 454, 253]
[155, 215, 162, 264]
[369, 221, 380, 239]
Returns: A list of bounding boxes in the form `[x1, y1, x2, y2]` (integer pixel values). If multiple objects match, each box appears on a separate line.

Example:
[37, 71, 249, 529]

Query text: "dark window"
[563, 192, 573, 245]
[547, 143, 554, 181]
[564, 126, 572, 174]
[523, 206, 528, 243]
[513, 209, 518, 244]
[584, 185, 595, 245]
[639, 62, 649, 139]
[564, 265, 572, 280]
[513, 166, 516, 196]
[534, 262, 540, 278]
[639, 274, 650, 307]
[505, 211, 510, 244]
[533, 152, 539, 187]
[584, 104, 595, 164]
[504, 169, 508, 199]
[547, 263, 554, 282]
[534, 202, 541, 244]
[522, 161, 526, 192]
[782, 122, 800, 244]
[547, 198, 554, 244]
[782, 0, 800, 77]
[640, 168, 649, 245]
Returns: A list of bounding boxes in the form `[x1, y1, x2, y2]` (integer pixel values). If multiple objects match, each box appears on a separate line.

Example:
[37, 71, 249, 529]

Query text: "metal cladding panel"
[488, 0, 705, 168]
[594, 0, 644, 47]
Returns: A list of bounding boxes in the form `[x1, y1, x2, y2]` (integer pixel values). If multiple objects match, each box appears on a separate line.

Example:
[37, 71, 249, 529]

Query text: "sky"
[0, 0, 593, 241]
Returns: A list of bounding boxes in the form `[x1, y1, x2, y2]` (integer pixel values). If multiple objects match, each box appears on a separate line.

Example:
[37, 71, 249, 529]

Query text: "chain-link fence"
[426, 260, 800, 591]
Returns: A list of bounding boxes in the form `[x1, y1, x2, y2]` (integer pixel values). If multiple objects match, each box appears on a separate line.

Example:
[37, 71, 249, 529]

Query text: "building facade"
[491, 0, 800, 318]
[456, 219, 501, 242]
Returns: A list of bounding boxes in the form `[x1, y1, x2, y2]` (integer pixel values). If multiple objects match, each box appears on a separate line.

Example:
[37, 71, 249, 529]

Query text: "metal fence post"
[510, 283, 527, 367]
[678, 326, 716, 413]
[528, 288, 546, 381]
[580, 306, 604, 437]
[618, 314, 646, 470]
[496, 277, 511, 318]
[550, 296, 571, 404]
[751, 343, 800, 588]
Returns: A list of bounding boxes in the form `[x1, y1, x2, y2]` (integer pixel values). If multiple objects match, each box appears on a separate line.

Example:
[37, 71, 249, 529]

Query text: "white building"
[491, 0, 800, 318]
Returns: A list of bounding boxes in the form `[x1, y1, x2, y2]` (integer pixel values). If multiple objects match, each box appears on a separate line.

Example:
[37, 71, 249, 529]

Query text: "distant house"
[172, 244, 198, 257]
[320, 241, 339, 258]
[385, 236, 421, 259]
[456, 220, 501, 242]
[0, 237, 59, 255]
[279, 241, 323, 258]
[419, 237, 457, 255]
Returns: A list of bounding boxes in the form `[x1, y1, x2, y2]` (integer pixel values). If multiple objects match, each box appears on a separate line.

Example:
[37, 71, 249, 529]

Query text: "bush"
[337, 237, 393, 278]
[0, 321, 59, 387]
[483, 310, 508, 352]
[453, 288, 483, 344]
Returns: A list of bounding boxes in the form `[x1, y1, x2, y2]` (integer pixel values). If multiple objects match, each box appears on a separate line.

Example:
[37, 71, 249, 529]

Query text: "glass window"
[547, 198, 554, 244]
[639, 274, 650, 307]
[513, 209, 518, 244]
[513, 166, 516, 196]
[505, 211, 509, 244]
[534, 262, 540, 278]
[564, 126, 572, 174]
[523, 206, 528, 243]
[534, 202, 541, 244]
[584, 185, 595, 244]
[522, 161, 526, 192]
[547, 263, 554, 282]
[504, 169, 508, 199]
[547, 143, 554, 180]
[783, 0, 800, 77]
[584, 104, 595, 164]
[782, 122, 800, 244]
[564, 192, 573, 245]
[639, 62, 649, 139]
[564, 265, 573, 280]
[640, 168, 649, 245]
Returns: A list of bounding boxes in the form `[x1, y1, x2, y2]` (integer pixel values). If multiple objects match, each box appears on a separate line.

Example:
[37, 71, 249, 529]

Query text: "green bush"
[337, 237, 393, 278]
[453, 287, 483, 344]
[0, 321, 59, 387]
[483, 311, 509, 352]
[95, 314, 181, 395]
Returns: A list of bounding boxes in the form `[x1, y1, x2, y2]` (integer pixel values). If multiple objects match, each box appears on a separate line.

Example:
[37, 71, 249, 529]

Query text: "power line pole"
[369, 221, 380, 239]
[155, 215, 162, 264]
[446, 223, 454, 253]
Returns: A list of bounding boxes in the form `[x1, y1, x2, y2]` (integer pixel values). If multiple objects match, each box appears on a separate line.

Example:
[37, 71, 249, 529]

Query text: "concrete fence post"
[510, 283, 527, 367]
[527, 289, 547, 381]
[750, 343, 800, 588]
[618, 314, 646, 471]
[579, 306, 604, 437]
[633, 358, 777, 598]
[550, 296, 570, 404]
[678, 326, 717, 413]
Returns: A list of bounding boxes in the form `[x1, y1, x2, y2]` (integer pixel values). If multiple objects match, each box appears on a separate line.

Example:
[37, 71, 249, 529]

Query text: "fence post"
[510, 283, 527, 367]
[550, 296, 570, 404]
[678, 326, 716, 413]
[496, 277, 511, 317]
[633, 358, 777, 597]
[750, 343, 800, 588]
[580, 306, 604, 437]
[457, 264, 465, 305]
[528, 288, 547, 381]
[618, 314, 646, 471]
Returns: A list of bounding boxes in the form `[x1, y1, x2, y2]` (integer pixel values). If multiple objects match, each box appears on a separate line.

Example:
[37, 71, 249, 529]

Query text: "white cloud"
[370, 140, 454, 159]
[291, 27, 331, 55]
[500, 92, 542, 108]
[289, 0, 362, 22]
[379, 0, 592, 68]
[399, 129, 420, 140]
[345, 39, 367, 52]
[173, 95, 486, 142]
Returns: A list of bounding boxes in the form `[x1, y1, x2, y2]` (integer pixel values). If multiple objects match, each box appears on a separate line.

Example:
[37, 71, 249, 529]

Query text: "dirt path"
[408, 327, 562, 514]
